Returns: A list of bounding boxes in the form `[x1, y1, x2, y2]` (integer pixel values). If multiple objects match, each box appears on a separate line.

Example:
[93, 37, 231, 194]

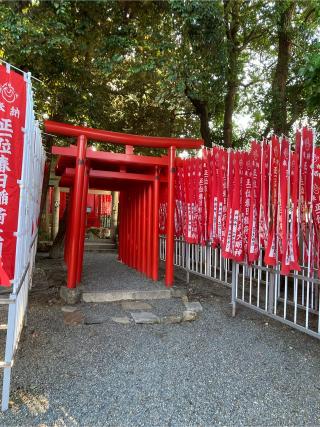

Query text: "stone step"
[82, 289, 173, 303]
[84, 242, 117, 252]
[85, 247, 117, 252]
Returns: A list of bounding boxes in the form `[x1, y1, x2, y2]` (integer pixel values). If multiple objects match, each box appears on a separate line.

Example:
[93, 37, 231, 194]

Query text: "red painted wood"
[53, 146, 169, 169]
[165, 146, 176, 287]
[136, 187, 142, 273]
[64, 188, 73, 265]
[142, 186, 147, 275]
[147, 184, 153, 279]
[133, 192, 137, 269]
[67, 135, 87, 289]
[46, 120, 203, 149]
[77, 164, 89, 284]
[152, 168, 160, 281]
[118, 191, 123, 261]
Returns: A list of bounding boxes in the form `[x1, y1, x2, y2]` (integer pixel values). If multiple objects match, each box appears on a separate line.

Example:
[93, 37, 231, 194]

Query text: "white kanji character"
[0, 138, 11, 154]
[0, 208, 6, 225]
[0, 174, 7, 189]
[0, 155, 10, 173]
[9, 106, 20, 118]
[0, 189, 8, 205]
[0, 103, 4, 112]
[0, 119, 13, 137]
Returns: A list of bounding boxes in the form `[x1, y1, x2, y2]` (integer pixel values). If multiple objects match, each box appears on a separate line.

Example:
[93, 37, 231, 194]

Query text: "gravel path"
[83, 253, 168, 292]
[0, 253, 319, 426]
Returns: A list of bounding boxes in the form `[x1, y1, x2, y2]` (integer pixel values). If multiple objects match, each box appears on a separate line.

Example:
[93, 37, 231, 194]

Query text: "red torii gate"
[45, 120, 203, 290]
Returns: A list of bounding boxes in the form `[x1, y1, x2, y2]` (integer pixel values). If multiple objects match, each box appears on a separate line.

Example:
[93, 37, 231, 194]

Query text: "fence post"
[186, 243, 190, 284]
[268, 270, 275, 314]
[2, 298, 16, 411]
[231, 261, 237, 317]
[206, 244, 211, 277]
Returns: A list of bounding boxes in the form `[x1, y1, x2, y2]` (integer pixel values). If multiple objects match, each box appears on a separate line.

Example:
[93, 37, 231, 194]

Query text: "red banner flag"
[265, 136, 280, 266]
[175, 166, 184, 237]
[313, 147, 320, 275]
[259, 140, 270, 248]
[248, 141, 261, 263]
[282, 150, 300, 273]
[208, 147, 220, 246]
[201, 150, 209, 244]
[242, 152, 252, 261]
[298, 127, 313, 248]
[0, 65, 27, 283]
[223, 152, 243, 260]
[279, 138, 291, 274]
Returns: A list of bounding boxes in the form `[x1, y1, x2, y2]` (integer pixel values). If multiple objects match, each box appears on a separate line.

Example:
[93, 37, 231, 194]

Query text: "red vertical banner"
[298, 127, 313, 248]
[159, 184, 167, 235]
[279, 137, 289, 266]
[242, 152, 252, 261]
[283, 150, 300, 273]
[174, 165, 183, 238]
[202, 150, 209, 245]
[259, 140, 270, 248]
[248, 142, 261, 263]
[233, 152, 244, 262]
[264, 136, 280, 266]
[0, 65, 27, 282]
[191, 158, 200, 244]
[197, 157, 204, 245]
[223, 151, 241, 259]
[184, 158, 197, 243]
[207, 149, 216, 245]
[313, 148, 320, 275]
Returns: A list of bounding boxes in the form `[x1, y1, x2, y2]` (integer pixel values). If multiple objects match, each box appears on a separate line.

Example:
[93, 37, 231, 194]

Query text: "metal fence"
[0, 71, 45, 411]
[231, 260, 320, 340]
[160, 236, 320, 341]
[160, 236, 232, 287]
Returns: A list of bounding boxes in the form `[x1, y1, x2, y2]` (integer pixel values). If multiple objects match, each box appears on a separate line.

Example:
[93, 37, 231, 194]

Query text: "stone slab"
[63, 310, 84, 325]
[61, 306, 78, 313]
[131, 312, 160, 324]
[182, 310, 198, 322]
[170, 287, 187, 298]
[184, 301, 203, 313]
[161, 314, 183, 324]
[111, 316, 131, 325]
[82, 289, 172, 303]
[121, 301, 152, 311]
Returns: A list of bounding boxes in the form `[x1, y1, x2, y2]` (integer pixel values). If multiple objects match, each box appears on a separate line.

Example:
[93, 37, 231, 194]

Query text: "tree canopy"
[0, 0, 319, 149]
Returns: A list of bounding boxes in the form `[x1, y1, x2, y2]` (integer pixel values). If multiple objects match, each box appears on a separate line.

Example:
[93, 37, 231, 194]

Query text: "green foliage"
[0, 0, 318, 149]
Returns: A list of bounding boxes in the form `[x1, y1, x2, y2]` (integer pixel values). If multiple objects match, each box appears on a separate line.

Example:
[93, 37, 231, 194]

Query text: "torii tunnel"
[45, 120, 203, 289]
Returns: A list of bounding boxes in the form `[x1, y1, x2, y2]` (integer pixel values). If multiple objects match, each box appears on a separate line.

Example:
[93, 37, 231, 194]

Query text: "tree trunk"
[49, 196, 68, 259]
[269, 1, 295, 135]
[198, 101, 211, 148]
[223, 68, 237, 148]
[185, 88, 211, 147]
[223, 0, 240, 148]
[38, 159, 51, 222]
